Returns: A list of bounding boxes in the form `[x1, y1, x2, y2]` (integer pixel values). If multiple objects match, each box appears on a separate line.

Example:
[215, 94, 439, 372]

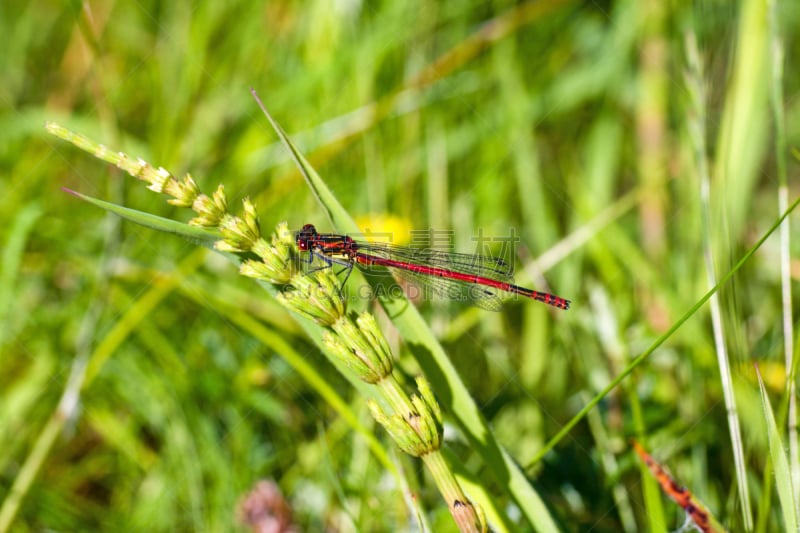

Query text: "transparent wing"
[355, 241, 514, 281]
[386, 266, 505, 311]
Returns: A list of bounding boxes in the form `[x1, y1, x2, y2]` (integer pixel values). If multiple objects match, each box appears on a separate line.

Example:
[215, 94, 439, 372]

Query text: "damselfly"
[295, 224, 570, 311]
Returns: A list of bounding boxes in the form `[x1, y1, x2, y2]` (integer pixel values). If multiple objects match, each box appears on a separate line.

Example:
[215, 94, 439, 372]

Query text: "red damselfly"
[295, 224, 570, 311]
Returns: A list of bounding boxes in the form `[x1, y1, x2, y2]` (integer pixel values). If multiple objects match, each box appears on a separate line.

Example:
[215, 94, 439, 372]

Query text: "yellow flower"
[354, 214, 413, 245]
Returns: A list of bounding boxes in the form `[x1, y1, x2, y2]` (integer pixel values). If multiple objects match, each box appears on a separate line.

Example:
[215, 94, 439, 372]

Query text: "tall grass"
[2, 1, 799, 531]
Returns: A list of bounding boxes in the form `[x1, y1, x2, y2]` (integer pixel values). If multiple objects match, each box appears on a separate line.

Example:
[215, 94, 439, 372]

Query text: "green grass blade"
[685, 28, 752, 531]
[638, 453, 667, 533]
[756, 366, 798, 531]
[0, 204, 42, 348]
[252, 91, 560, 531]
[767, 0, 798, 509]
[63, 188, 221, 248]
[527, 193, 800, 468]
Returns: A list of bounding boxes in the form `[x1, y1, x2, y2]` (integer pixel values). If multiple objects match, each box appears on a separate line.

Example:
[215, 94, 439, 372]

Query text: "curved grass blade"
[632, 441, 727, 533]
[250, 90, 560, 532]
[63, 188, 221, 249]
[756, 365, 799, 532]
[526, 193, 800, 468]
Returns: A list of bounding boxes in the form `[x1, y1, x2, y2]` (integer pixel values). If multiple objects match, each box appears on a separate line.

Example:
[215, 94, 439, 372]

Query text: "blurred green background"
[2, 1, 800, 531]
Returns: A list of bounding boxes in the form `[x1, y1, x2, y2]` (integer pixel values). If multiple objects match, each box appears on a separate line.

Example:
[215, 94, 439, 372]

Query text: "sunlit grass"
[2, 1, 800, 531]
